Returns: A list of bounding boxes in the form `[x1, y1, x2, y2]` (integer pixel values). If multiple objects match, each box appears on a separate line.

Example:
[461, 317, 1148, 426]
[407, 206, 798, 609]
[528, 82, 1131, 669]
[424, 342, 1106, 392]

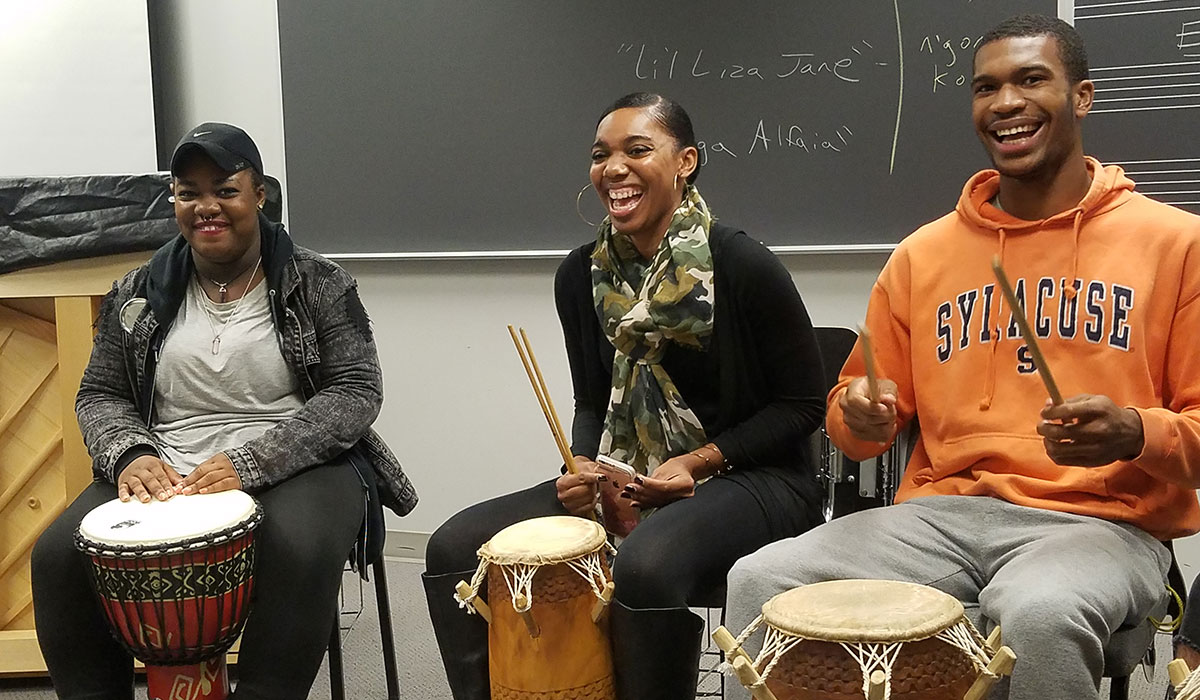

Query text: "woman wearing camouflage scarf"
[424, 93, 827, 700]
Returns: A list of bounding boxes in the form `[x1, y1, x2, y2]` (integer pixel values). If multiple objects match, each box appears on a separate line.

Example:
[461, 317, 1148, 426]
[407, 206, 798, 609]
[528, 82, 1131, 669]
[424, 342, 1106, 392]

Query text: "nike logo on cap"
[193, 131, 212, 137]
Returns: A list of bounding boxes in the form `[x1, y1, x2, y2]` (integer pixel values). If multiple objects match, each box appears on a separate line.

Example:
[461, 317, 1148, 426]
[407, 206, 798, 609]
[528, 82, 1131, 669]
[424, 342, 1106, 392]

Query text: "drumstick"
[508, 325, 578, 475]
[520, 328, 574, 466]
[990, 256, 1064, 405]
[858, 324, 880, 402]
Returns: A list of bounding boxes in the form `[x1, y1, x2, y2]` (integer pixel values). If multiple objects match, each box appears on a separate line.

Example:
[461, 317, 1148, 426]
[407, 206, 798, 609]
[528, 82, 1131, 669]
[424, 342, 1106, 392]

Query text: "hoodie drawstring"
[980, 228, 1007, 411]
[1066, 209, 1083, 300]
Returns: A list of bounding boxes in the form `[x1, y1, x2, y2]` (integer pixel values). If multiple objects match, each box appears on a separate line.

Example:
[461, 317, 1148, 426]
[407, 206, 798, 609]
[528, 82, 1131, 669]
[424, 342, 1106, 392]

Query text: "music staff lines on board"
[1119, 157, 1200, 209]
[1089, 59, 1200, 112]
[1076, 0, 1200, 21]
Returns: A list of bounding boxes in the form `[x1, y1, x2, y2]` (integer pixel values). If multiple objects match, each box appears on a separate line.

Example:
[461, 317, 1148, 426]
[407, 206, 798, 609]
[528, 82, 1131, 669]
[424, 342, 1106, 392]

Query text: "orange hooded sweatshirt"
[827, 158, 1200, 540]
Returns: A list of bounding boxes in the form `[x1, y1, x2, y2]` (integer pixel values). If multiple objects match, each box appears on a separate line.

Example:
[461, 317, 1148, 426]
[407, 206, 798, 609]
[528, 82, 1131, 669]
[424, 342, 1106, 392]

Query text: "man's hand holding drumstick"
[991, 257, 1145, 467]
[838, 326, 900, 444]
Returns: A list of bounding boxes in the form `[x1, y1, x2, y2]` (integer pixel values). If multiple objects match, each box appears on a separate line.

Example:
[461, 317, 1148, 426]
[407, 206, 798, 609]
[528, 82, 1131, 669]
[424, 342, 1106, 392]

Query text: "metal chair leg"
[373, 558, 401, 700]
[328, 608, 345, 700]
[1110, 674, 1130, 700]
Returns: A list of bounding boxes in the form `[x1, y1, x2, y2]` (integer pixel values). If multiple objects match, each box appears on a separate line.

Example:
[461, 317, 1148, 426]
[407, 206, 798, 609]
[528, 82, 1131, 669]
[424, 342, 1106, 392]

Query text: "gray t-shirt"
[151, 276, 304, 475]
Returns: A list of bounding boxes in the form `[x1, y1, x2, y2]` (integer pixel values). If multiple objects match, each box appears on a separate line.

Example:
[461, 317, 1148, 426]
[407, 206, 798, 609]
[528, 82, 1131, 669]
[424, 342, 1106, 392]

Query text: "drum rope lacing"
[724, 613, 996, 699]
[455, 542, 617, 615]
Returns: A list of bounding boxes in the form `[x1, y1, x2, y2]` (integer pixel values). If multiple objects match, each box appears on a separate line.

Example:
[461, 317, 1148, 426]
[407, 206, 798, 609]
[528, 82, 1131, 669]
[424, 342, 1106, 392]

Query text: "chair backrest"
[812, 327, 858, 395]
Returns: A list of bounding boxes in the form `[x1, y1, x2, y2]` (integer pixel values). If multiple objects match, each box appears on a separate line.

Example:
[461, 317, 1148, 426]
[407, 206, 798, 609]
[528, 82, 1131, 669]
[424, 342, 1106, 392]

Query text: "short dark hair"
[598, 92, 700, 184]
[976, 14, 1089, 84]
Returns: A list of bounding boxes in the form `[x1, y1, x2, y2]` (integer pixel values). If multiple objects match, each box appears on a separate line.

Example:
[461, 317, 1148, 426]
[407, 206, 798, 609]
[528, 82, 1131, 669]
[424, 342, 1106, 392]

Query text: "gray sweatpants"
[725, 495, 1170, 700]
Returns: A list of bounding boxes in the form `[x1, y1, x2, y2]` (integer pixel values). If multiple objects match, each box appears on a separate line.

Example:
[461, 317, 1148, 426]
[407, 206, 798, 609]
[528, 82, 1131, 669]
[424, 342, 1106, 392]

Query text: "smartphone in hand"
[596, 455, 640, 537]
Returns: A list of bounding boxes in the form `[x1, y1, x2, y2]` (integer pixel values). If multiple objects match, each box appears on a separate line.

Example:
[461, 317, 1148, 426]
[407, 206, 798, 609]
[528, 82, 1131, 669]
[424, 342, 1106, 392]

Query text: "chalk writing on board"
[696, 123, 854, 165]
[1118, 156, 1200, 208]
[616, 42, 889, 83]
[920, 34, 984, 93]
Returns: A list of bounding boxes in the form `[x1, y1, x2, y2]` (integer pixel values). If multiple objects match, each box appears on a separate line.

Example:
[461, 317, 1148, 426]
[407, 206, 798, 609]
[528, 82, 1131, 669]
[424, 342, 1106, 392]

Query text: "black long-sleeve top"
[554, 223, 827, 535]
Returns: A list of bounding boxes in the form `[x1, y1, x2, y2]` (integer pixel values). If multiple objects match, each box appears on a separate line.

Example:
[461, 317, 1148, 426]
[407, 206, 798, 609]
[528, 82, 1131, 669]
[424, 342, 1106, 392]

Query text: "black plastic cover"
[0, 173, 283, 274]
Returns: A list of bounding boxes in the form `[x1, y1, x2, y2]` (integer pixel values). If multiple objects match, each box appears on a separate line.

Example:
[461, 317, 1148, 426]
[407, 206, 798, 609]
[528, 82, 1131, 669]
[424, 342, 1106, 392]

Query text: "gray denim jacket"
[75, 215, 417, 516]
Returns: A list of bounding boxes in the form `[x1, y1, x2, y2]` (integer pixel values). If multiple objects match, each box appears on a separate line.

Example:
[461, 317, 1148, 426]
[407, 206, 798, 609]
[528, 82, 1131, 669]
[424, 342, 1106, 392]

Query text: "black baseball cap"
[170, 122, 264, 177]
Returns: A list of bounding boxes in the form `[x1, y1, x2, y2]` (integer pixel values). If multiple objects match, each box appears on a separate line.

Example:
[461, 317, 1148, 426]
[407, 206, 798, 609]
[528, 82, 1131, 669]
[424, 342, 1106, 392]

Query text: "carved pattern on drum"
[89, 549, 254, 602]
[765, 638, 976, 699]
[486, 559, 610, 606]
[491, 675, 615, 700]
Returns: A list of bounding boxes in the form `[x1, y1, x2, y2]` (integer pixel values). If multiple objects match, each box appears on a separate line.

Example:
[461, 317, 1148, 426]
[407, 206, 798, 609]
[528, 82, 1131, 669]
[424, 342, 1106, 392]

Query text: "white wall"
[0, 0, 156, 176]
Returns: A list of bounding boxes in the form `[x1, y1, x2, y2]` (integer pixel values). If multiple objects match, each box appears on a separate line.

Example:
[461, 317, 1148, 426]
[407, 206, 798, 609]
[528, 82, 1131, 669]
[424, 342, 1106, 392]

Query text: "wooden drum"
[716, 580, 1016, 700]
[456, 515, 617, 700]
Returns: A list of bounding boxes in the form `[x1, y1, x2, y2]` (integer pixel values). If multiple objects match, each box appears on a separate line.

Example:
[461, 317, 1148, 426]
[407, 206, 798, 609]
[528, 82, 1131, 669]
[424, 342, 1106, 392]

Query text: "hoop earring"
[576, 184, 598, 227]
[674, 173, 679, 189]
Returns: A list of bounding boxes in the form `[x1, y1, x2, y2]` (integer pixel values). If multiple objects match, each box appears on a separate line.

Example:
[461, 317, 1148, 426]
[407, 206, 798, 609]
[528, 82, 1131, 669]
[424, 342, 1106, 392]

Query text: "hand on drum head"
[118, 455, 184, 503]
[623, 457, 696, 509]
[1038, 394, 1145, 467]
[179, 452, 243, 495]
[839, 376, 899, 444]
[557, 456, 603, 517]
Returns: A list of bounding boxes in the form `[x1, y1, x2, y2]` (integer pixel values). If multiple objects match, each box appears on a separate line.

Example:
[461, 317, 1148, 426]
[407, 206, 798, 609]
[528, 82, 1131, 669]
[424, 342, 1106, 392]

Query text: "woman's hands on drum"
[839, 376, 900, 443]
[557, 455, 604, 517]
[118, 455, 183, 503]
[179, 452, 243, 495]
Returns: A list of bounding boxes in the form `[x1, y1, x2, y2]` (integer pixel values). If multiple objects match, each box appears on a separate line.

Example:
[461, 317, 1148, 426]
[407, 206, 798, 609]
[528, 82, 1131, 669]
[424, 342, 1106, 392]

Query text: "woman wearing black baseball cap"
[30, 122, 417, 699]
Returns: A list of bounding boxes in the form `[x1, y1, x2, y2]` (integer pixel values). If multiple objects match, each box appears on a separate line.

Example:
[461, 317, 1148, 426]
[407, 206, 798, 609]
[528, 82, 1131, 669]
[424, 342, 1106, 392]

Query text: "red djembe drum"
[74, 490, 264, 700]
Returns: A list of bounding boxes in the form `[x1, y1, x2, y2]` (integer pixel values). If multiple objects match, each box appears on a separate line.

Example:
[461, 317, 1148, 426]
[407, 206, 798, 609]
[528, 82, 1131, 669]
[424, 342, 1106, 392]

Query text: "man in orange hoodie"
[726, 14, 1200, 700]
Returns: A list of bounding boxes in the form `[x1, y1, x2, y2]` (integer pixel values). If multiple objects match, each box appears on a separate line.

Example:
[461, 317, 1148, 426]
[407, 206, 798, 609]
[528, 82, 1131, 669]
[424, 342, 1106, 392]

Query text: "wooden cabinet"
[0, 252, 148, 676]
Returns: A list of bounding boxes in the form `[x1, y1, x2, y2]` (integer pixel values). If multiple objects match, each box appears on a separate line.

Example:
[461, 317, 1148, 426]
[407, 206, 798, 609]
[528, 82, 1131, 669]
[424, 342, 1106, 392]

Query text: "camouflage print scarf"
[591, 185, 715, 475]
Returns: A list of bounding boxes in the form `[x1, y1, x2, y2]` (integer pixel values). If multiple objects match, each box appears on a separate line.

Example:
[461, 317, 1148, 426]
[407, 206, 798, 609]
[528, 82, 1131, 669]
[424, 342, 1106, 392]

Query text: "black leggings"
[31, 462, 364, 700]
[427, 475, 793, 615]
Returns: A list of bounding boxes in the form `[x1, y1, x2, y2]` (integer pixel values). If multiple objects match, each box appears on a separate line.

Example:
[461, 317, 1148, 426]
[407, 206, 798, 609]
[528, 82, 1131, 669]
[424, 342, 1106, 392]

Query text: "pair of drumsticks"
[859, 256, 1062, 406]
[507, 325, 579, 474]
[508, 325, 607, 526]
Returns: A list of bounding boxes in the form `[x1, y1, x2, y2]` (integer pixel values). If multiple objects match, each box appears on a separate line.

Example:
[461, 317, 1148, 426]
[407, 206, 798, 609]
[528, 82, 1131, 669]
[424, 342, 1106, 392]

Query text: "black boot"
[422, 570, 490, 700]
[610, 600, 705, 700]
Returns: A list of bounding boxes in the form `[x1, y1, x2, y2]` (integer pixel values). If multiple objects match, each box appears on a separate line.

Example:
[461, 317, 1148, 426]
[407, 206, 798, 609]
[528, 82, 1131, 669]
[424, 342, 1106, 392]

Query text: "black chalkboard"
[1076, 1, 1200, 218]
[278, 0, 1055, 255]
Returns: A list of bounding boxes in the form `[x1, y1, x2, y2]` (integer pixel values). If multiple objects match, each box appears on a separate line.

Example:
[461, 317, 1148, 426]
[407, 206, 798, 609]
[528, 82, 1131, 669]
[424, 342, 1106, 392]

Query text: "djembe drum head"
[755, 580, 987, 700]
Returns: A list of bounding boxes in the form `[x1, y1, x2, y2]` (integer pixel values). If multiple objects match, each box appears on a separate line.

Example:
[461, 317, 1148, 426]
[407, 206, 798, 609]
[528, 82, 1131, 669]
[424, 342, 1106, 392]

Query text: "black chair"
[692, 584, 728, 698]
[812, 327, 904, 520]
[327, 556, 400, 700]
[327, 453, 400, 700]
